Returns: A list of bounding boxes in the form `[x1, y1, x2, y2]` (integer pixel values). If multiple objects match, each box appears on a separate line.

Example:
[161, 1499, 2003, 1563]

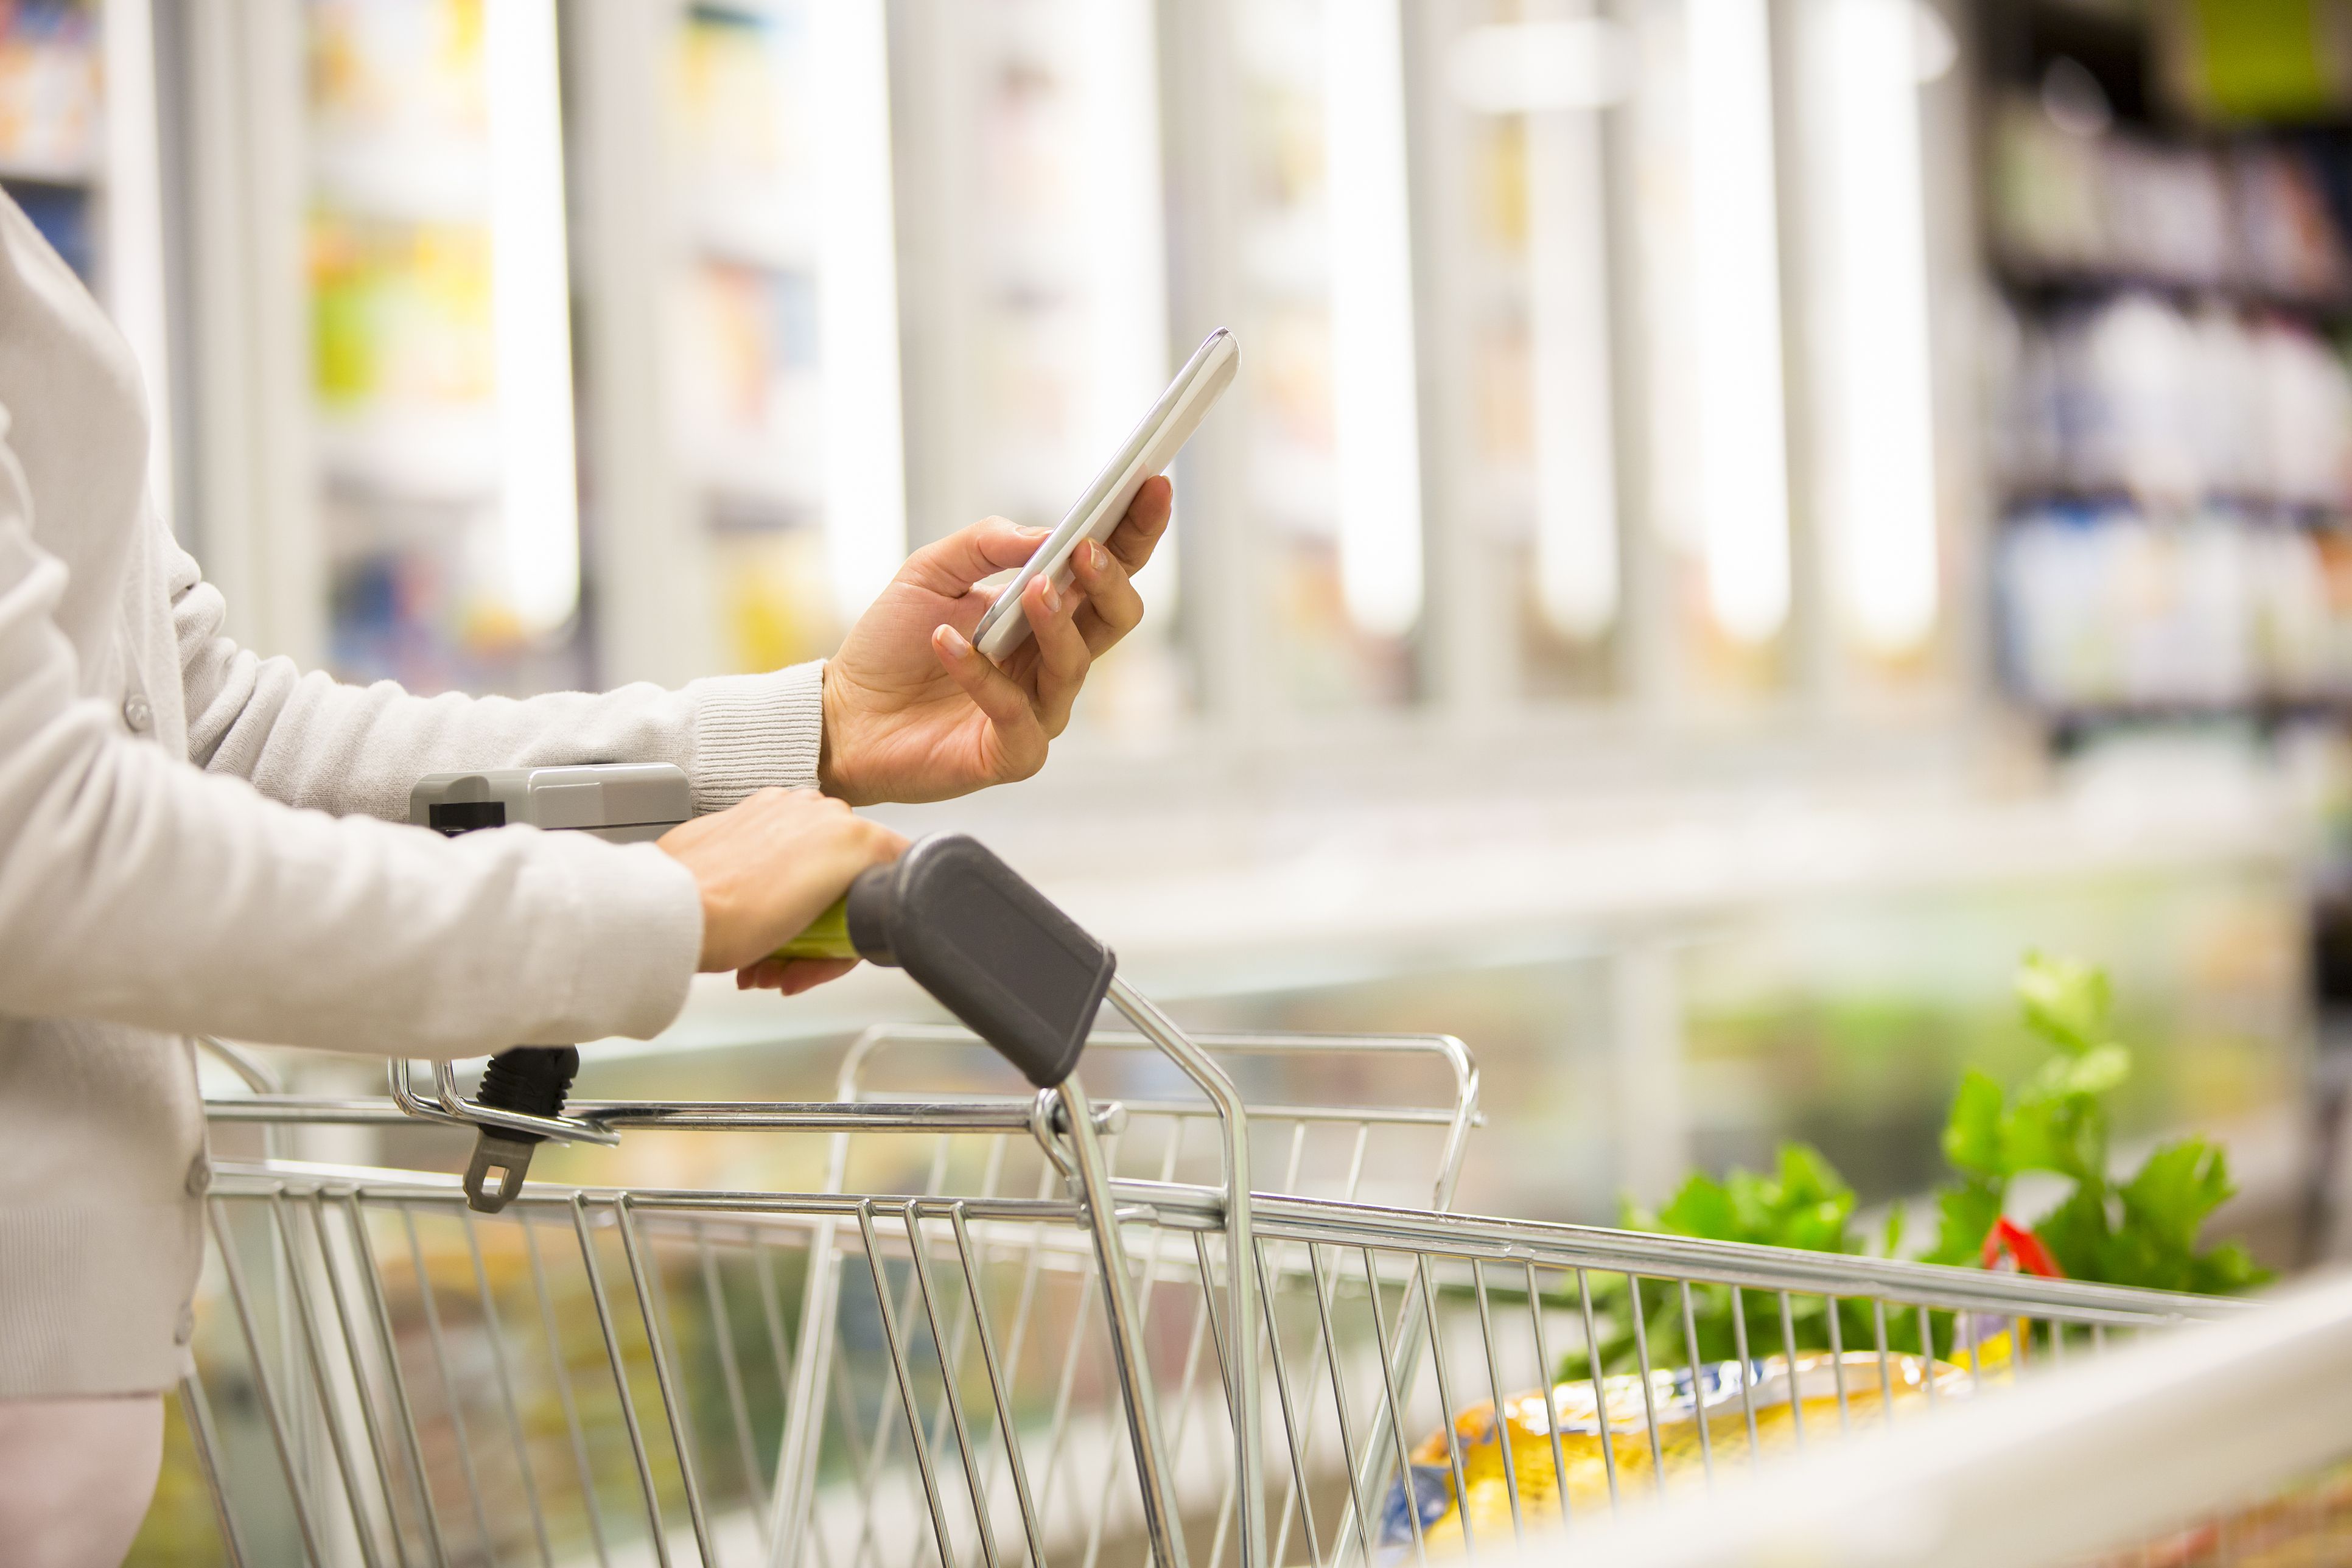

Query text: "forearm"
[5, 527, 704, 1055]
[0, 723, 704, 1055]
[172, 541, 823, 819]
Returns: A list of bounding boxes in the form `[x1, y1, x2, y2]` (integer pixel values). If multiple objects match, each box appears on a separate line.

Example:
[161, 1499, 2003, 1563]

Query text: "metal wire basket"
[176, 839, 2249, 1568]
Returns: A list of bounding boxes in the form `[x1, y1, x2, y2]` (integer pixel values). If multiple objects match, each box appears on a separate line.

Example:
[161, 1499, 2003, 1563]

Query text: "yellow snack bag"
[1379, 1353, 1970, 1558]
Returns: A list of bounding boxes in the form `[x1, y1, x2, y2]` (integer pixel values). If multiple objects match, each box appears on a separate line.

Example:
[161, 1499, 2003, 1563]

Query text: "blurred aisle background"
[18, 0, 2352, 1252]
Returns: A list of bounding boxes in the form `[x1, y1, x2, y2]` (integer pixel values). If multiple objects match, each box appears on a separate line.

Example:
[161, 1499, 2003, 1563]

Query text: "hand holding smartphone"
[970, 327, 1239, 664]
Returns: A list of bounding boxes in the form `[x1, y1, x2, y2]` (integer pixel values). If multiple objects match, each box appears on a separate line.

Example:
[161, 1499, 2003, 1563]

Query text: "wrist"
[817, 660, 849, 800]
[656, 840, 729, 970]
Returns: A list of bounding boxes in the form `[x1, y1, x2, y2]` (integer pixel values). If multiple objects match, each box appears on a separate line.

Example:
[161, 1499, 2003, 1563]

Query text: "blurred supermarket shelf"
[311, 137, 491, 223]
[0, 152, 96, 186]
[683, 196, 818, 272]
[315, 410, 502, 503]
[1993, 261, 2352, 327]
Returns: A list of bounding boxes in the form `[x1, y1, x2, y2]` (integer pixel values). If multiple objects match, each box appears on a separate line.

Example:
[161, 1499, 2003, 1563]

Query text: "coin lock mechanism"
[410, 764, 693, 1212]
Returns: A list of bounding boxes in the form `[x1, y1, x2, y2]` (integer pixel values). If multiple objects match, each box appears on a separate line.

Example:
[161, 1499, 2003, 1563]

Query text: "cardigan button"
[185, 1153, 211, 1196]
[122, 691, 153, 733]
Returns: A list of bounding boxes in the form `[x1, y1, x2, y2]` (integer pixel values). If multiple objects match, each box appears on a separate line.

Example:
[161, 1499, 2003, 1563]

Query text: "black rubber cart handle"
[845, 833, 1116, 1088]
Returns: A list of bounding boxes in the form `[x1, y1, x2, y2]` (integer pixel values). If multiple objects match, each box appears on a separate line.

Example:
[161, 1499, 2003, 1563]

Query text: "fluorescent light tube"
[1325, 0, 1426, 638]
[1528, 68, 1620, 640]
[813, 0, 908, 626]
[1687, 0, 1791, 646]
[1447, 18, 1633, 114]
[1076, 0, 1175, 608]
[1818, 0, 1939, 655]
[485, 0, 581, 637]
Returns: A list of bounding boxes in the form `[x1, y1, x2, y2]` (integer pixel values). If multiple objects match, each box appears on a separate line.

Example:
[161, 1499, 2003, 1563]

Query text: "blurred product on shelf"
[306, 0, 578, 691]
[709, 523, 835, 674]
[1984, 65, 2352, 721]
[667, 1, 822, 535]
[670, 260, 822, 519]
[656, 1, 856, 674]
[311, 217, 494, 420]
[670, 1, 810, 240]
[1994, 293, 2352, 512]
[1998, 504, 2352, 712]
[1380, 1352, 1973, 1556]
[1236, 0, 1419, 710]
[1988, 93, 2351, 306]
[0, 0, 97, 278]
[0, 0, 95, 178]
[310, 0, 486, 164]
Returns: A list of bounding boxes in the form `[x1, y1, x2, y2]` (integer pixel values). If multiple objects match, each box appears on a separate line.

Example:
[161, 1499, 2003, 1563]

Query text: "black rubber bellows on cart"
[462, 1046, 578, 1214]
[846, 833, 1115, 1089]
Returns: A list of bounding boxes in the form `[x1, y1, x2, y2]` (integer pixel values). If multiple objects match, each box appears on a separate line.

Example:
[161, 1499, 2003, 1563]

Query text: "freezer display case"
[569, 0, 904, 688]
[1225, 0, 1424, 713]
[304, 0, 581, 693]
[1417, 0, 1964, 716]
[667, 1, 873, 675]
[889, 0, 1188, 737]
[1421, 0, 1626, 704]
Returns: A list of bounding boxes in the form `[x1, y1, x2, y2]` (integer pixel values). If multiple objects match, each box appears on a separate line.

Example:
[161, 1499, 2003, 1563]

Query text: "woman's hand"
[818, 476, 1173, 806]
[656, 787, 906, 995]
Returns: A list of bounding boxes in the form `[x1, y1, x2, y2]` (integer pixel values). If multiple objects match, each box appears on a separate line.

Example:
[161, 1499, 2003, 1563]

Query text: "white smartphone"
[971, 327, 1239, 664]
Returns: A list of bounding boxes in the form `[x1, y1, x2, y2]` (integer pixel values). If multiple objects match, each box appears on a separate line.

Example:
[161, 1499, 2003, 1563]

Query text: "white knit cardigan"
[0, 192, 823, 1396]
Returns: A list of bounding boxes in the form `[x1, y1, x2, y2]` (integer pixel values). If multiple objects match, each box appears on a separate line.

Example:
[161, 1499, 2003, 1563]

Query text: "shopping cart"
[178, 834, 2249, 1568]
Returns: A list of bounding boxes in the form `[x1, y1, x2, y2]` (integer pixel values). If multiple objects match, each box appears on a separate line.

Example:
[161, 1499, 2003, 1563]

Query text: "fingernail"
[1041, 579, 1062, 614]
[938, 625, 973, 658]
[1087, 541, 1110, 572]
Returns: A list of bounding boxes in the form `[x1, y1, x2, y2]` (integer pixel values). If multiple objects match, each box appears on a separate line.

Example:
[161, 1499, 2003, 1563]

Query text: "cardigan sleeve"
[0, 436, 706, 1057]
[167, 522, 826, 821]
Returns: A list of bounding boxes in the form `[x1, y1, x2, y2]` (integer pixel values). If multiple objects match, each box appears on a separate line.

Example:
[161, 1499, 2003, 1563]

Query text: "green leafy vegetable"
[1564, 952, 2269, 1381]
[1643, 1143, 1864, 1256]
[1560, 1146, 1886, 1380]
[1919, 952, 2269, 1295]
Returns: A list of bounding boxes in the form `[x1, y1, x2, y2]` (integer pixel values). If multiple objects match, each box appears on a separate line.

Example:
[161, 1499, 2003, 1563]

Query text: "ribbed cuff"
[531, 834, 704, 1042]
[683, 660, 825, 813]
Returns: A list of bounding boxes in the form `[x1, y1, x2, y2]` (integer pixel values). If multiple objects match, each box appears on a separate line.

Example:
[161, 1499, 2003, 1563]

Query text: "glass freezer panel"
[1629, 0, 1794, 705]
[1433, 0, 1625, 702]
[306, 0, 581, 693]
[1793, 0, 1955, 699]
[1233, 0, 1422, 712]
[664, 0, 903, 674]
[889, 0, 1189, 735]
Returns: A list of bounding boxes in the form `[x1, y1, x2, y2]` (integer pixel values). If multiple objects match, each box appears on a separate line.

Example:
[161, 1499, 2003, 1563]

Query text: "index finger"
[1102, 475, 1172, 573]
